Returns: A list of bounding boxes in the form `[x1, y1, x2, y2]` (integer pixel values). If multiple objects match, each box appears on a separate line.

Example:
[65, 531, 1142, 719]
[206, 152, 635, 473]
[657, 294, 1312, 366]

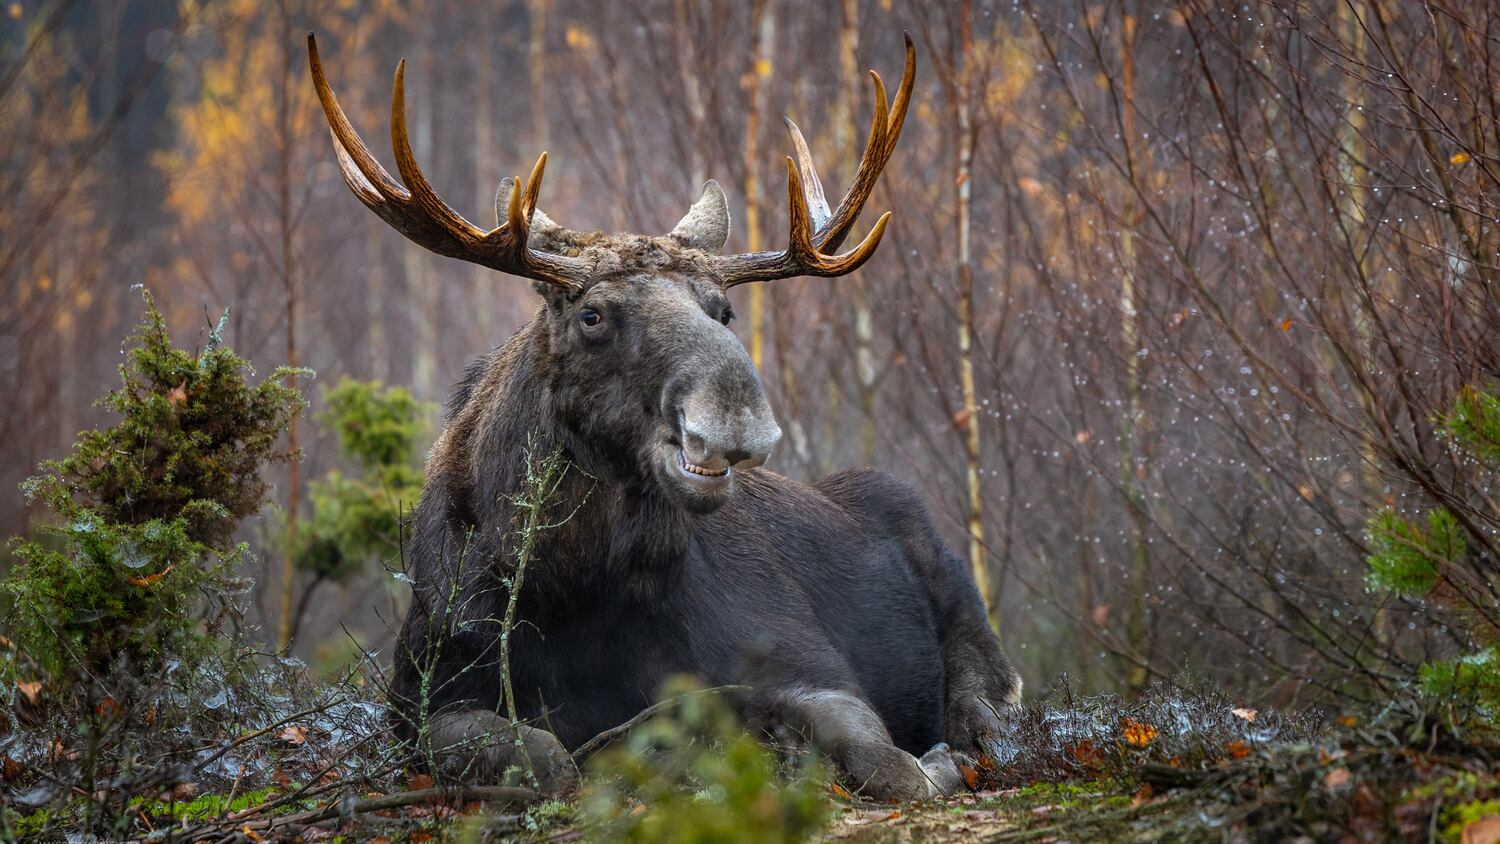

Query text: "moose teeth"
[681, 457, 729, 477]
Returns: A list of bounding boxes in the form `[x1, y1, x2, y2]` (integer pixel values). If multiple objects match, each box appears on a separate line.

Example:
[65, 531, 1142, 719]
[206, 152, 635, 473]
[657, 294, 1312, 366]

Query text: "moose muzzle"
[666, 350, 781, 500]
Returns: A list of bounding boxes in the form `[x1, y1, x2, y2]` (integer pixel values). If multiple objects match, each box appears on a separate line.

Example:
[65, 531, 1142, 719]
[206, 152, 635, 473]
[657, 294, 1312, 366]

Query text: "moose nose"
[680, 401, 781, 472]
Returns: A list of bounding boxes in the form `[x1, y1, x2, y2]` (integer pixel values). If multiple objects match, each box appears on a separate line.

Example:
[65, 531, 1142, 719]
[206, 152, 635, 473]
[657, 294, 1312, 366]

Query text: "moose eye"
[579, 308, 603, 328]
[719, 308, 735, 326]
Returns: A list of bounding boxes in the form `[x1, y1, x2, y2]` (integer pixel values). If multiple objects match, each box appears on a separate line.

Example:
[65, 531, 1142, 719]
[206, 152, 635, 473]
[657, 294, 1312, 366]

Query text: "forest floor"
[5, 673, 1498, 842]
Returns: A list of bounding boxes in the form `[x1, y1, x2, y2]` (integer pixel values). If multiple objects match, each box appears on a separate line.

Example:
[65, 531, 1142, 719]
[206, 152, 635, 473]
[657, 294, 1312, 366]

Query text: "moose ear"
[497, 177, 564, 250]
[668, 180, 731, 253]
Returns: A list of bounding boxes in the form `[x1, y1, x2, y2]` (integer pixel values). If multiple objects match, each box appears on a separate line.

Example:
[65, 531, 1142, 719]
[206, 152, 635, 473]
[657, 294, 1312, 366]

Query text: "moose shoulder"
[308, 31, 1020, 802]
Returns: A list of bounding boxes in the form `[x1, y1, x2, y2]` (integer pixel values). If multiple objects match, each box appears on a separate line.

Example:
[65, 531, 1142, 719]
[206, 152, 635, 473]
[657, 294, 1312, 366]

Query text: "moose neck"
[462, 312, 696, 609]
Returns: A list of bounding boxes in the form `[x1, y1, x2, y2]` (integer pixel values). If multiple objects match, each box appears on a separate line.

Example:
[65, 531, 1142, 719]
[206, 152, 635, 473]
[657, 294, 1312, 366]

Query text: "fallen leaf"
[959, 764, 980, 789]
[278, 724, 307, 745]
[2, 757, 22, 780]
[167, 381, 189, 407]
[1463, 816, 1500, 844]
[830, 782, 853, 799]
[1450, 151, 1472, 165]
[129, 565, 174, 587]
[16, 681, 41, 705]
[1337, 715, 1358, 728]
[1067, 739, 1103, 768]
[407, 773, 435, 791]
[1122, 718, 1158, 747]
[1324, 767, 1352, 789]
[1231, 707, 1257, 722]
[161, 781, 197, 802]
[1318, 746, 1347, 765]
[96, 697, 118, 719]
[1224, 740, 1251, 759]
[1131, 783, 1154, 808]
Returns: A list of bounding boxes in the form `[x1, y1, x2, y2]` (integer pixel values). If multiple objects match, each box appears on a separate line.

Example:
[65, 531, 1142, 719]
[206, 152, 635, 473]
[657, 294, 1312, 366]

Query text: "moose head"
[307, 33, 912, 513]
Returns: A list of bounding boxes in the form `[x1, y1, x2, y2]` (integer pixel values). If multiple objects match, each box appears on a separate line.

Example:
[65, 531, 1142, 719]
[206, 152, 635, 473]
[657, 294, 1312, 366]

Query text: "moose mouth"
[675, 449, 732, 493]
[660, 443, 735, 509]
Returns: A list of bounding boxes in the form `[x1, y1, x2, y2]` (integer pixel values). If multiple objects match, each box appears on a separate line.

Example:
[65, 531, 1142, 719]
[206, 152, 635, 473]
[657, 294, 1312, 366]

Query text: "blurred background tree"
[286, 378, 430, 651]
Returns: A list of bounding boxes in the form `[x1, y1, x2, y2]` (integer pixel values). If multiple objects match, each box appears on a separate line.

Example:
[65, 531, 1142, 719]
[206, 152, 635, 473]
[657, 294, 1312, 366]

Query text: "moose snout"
[677, 383, 781, 473]
[680, 407, 781, 471]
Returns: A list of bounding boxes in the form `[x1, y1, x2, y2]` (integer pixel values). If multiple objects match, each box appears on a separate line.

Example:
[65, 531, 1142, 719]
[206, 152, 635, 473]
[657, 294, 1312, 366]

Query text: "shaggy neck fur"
[430, 308, 695, 624]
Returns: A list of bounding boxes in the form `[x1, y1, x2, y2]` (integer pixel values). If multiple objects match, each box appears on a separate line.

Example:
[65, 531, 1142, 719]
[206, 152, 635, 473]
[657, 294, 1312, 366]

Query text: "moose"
[308, 30, 1020, 802]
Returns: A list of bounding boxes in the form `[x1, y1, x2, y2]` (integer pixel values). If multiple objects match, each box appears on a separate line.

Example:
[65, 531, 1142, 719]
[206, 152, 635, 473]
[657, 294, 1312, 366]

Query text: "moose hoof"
[427, 710, 579, 796]
[946, 693, 1009, 756]
[917, 743, 968, 796]
[845, 743, 965, 803]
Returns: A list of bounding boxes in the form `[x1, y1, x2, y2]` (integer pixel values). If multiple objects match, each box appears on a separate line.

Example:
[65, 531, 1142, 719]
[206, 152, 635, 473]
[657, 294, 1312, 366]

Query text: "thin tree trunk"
[276, 0, 300, 651]
[529, 0, 550, 151]
[837, 0, 878, 465]
[954, 0, 993, 626]
[1337, 0, 1388, 651]
[1118, 3, 1151, 696]
[673, 0, 707, 189]
[473, 4, 499, 336]
[744, 0, 772, 371]
[407, 40, 437, 397]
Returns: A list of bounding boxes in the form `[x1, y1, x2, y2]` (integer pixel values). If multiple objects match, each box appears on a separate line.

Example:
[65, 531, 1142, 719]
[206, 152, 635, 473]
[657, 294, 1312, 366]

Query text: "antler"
[307, 33, 589, 291]
[711, 33, 916, 287]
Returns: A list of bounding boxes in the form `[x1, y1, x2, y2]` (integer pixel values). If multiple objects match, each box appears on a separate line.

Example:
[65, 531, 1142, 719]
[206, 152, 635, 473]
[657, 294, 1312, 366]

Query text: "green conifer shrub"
[1364, 384, 1500, 718]
[2, 291, 305, 683]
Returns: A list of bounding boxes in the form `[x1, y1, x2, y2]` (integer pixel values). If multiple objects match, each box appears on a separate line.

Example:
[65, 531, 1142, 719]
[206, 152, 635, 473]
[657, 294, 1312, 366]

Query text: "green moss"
[1, 807, 57, 841]
[135, 785, 283, 822]
[1441, 799, 1500, 844]
[522, 799, 573, 833]
[1404, 770, 1487, 802]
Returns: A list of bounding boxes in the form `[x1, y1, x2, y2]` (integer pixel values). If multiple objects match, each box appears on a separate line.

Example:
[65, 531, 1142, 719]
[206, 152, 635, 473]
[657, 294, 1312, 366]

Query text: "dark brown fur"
[387, 230, 1021, 803]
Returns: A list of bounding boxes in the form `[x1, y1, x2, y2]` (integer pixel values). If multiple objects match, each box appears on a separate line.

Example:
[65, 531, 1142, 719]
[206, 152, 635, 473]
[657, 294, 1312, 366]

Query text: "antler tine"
[783, 117, 833, 234]
[307, 32, 586, 290]
[785, 156, 893, 276]
[710, 34, 911, 288]
[818, 32, 914, 253]
[390, 59, 488, 245]
[309, 33, 408, 202]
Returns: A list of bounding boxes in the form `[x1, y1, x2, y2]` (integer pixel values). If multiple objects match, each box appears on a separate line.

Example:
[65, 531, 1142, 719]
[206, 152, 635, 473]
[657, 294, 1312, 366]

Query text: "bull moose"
[308, 30, 1020, 802]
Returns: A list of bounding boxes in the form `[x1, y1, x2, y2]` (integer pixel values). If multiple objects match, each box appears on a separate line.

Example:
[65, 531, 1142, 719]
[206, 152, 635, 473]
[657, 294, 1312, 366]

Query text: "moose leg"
[921, 546, 1023, 757]
[765, 687, 966, 802]
[901, 518, 1022, 755]
[426, 709, 578, 795]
